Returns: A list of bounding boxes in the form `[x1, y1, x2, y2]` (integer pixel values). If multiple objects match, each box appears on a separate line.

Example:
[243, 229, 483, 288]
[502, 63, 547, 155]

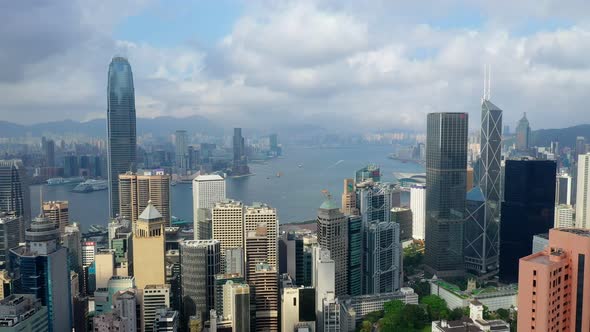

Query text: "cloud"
[1, 0, 590, 133]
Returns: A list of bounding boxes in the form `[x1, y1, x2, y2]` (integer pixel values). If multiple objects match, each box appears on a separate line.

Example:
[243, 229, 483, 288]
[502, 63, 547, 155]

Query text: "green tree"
[495, 308, 510, 321]
[413, 281, 430, 297]
[420, 295, 450, 321]
[358, 320, 372, 332]
[449, 307, 466, 320]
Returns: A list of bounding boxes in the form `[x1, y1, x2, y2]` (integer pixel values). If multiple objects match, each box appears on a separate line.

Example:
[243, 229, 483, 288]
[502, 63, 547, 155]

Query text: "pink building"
[517, 228, 590, 332]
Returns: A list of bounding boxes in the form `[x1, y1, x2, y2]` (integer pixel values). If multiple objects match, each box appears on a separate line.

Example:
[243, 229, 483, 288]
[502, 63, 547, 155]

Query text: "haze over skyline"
[2, 1, 590, 131]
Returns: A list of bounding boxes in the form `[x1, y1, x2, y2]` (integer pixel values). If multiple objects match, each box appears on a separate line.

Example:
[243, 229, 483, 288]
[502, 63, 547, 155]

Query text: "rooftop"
[556, 228, 590, 237]
[194, 174, 224, 181]
[319, 198, 340, 210]
[138, 202, 162, 221]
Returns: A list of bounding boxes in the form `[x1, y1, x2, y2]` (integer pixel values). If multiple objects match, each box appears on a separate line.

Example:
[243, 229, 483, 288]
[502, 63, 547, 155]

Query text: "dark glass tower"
[107, 57, 137, 218]
[0, 160, 30, 241]
[499, 159, 555, 283]
[424, 113, 468, 277]
[232, 128, 250, 175]
[464, 100, 502, 276]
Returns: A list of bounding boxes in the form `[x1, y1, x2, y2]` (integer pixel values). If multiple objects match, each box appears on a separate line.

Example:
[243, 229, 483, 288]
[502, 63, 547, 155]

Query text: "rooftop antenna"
[488, 64, 492, 100]
[483, 64, 492, 101]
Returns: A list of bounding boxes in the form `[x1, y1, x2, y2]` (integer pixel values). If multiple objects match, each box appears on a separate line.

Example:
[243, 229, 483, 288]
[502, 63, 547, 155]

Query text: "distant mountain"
[0, 115, 223, 138]
[532, 124, 590, 148]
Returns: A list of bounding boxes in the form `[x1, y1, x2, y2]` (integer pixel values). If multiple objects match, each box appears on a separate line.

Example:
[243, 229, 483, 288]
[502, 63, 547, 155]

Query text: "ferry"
[72, 179, 108, 193]
[46, 177, 85, 185]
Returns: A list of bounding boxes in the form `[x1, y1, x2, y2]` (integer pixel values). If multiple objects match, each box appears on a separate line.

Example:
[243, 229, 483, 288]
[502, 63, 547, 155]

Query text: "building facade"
[409, 184, 426, 240]
[107, 57, 137, 218]
[42, 200, 69, 234]
[119, 171, 171, 225]
[317, 198, 349, 297]
[576, 153, 590, 229]
[192, 174, 226, 237]
[212, 200, 244, 272]
[132, 203, 166, 289]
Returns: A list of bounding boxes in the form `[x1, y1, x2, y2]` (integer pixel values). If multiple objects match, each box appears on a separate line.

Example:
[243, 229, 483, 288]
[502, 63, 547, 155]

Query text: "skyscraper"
[281, 286, 316, 332]
[42, 200, 69, 235]
[517, 228, 590, 332]
[391, 207, 413, 242]
[139, 285, 170, 332]
[212, 200, 244, 272]
[554, 204, 575, 228]
[409, 184, 426, 240]
[499, 159, 556, 283]
[132, 202, 166, 289]
[515, 112, 531, 151]
[348, 215, 362, 296]
[107, 57, 137, 218]
[244, 203, 278, 269]
[424, 112, 468, 277]
[42, 138, 55, 168]
[249, 262, 279, 331]
[317, 197, 348, 297]
[175, 130, 188, 171]
[232, 128, 249, 175]
[193, 174, 226, 239]
[312, 247, 335, 329]
[341, 178, 358, 215]
[180, 239, 221, 324]
[464, 99, 502, 276]
[223, 282, 250, 332]
[575, 136, 586, 160]
[576, 153, 590, 229]
[8, 215, 72, 331]
[0, 159, 30, 240]
[556, 173, 573, 205]
[363, 221, 401, 294]
[119, 171, 171, 225]
[0, 212, 20, 268]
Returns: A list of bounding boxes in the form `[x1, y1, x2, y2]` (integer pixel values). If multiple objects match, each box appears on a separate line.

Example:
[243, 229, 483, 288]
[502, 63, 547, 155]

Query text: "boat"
[276, 172, 282, 177]
[46, 176, 85, 185]
[72, 179, 108, 193]
[298, 164, 303, 168]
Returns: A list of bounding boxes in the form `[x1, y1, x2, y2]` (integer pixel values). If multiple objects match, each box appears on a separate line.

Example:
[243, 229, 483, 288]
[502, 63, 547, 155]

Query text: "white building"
[193, 174, 226, 235]
[340, 288, 419, 324]
[82, 241, 97, 266]
[430, 280, 517, 311]
[532, 233, 549, 254]
[554, 204, 575, 228]
[576, 153, 590, 229]
[431, 300, 510, 332]
[281, 286, 316, 332]
[312, 247, 335, 330]
[410, 184, 426, 240]
[139, 285, 170, 332]
[245, 202, 278, 269]
[212, 200, 244, 272]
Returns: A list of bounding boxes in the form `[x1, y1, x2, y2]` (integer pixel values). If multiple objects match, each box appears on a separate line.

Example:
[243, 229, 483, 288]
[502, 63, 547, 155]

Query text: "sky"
[1, 0, 590, 132]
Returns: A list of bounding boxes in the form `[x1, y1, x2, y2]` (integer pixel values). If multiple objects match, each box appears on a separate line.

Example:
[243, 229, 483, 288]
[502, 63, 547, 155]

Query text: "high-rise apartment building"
[180, 240, 221, 323]
[193, 174, 226, 239]
[212, 200, 244, 271]
[341, 178, 358, 215]
[515, 112, 531, 151]
[8, 215, 72, 331]
[0, 160, 30, 241]
[518, 228, 590, 332]
[576, 153, 590, 229]
[139, 285, 170, 332]
[175, 130, 188, 171]
[249, 262, 279, 331]
[132, 203, 166, 289]
[556, 173, 573, 205]
[317, 198, 348, 297]
[119, 171, 171, 225]
[245, 203, 278, 269]
[555, 204, 575, 228]
[410, 184, 426, 240]
[464, 99, 502, 277]
[107, 57, 137, 218]
[424, 112, 468, 277]
[42, 200, 68, 234]
[499, 159, 556, 283]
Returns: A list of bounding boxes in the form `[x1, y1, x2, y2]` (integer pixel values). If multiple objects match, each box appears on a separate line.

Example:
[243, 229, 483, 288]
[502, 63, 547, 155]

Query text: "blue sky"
[1, 0, 590, 131]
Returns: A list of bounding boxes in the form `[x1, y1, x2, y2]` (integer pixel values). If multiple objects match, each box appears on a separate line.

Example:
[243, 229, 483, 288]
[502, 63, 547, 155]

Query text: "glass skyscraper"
[107, 57, 137, 218]
[0, 159, 30, 241]
[424, 112, 468, 277]
[464, 100, 502, 276]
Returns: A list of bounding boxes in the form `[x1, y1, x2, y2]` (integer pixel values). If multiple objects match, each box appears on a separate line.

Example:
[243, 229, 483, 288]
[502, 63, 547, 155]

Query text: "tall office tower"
[180, 240, 221, 323]
[193, 174, 226, 238]
[215, 274, 245, 317]
[225, 247, 244, 276]
[357, 181, 401, 225]
[312, 247, 335, 329]
[363, 221, 401, 294]
[556, 173, 573, 205]
[63, 155, 79, 177]
[281, 286, 316, 332]
[233, 128, 250, 175]
[0, 160, 30, 240]
[0, 212, 20, 267]
[499, 159, 556, 283]
[576, 153, 590, 229]
[249, 262, 279, 331]
[391, 207, 413, 242]
[63, 223, 82, 274]
[212, 200, 244, 271]
[95, 250, 115, 289]
[82, 241, 97, 266]
[424, 112, 468, 278]
[355, 164, 381, 183]
[166, 250, 182, 312]
[42, 200, 69, 234]
[153, 308, 180, 332]
[464, 99, 502, 277]
[8, 215, 72, 331]
[515, 112, 531, 151]
[132, 202, 166, 289]
[517, 228, 590, 332]
[245, 226, 270, 280]
[0, 295, 49, 331]
[409, 184, 426, 240]
[576, 136, 586, 160]
[139, 285, 170, 332]
[322, 293, 341, 332]
[341, 178, 358, 215]
[175, 130, 188, 170]
[107, 57, 137, 218]
[317, 197, 349, 297]
[555, 204, 575, 228]
[348, 215, 362, 296]
[119, 171, 171, 225]
[222, 282, 250, 332]
[244, 203, 278, 268]
[42, 138, 56, 167]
